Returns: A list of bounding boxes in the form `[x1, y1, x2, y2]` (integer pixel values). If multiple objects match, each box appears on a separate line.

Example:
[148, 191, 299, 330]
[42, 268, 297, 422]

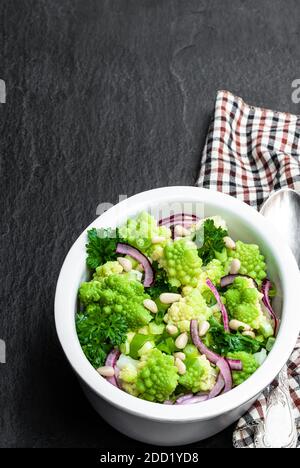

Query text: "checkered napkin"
[196, 90, 300, 448]
[197, 90, 300, 209]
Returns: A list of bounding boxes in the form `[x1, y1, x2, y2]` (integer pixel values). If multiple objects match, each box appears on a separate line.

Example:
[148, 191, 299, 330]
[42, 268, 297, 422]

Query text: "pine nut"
[166, 324, 178, 335]
[229, 319, 251, 331]
[230, 258, 241, 274]
[151, 235, 166, 244]
[198, 321, 210, 337]
[143, 299, 158, 314]
[224, 236, 236, 250]
[242, 330, 256, 339]
[174, 225, 191, 237]
[97, 366, 115, 377]
[175, 332, 188, 349]
[117, 257, 132, 272]
[174, 352, 186, 361]
[175, 357, 186, 375]
[163, 314, 169, 323]
[159, 293, 182, 304]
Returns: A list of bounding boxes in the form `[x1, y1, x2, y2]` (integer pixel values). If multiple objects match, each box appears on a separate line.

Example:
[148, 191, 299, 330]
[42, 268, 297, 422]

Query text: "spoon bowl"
[260, 188, 300, 266]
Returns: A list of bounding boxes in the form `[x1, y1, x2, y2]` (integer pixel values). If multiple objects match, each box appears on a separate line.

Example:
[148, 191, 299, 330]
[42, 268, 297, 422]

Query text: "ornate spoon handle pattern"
[254, 366, 297, 448]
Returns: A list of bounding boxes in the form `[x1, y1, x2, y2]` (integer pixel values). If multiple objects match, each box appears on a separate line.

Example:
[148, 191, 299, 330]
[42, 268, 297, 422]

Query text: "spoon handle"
[254, 365, 297, 448]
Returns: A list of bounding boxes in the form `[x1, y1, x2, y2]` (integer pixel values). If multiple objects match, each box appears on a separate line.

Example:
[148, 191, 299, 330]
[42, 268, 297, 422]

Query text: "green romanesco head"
[160, 238, 202, 288]
[93, 261, 123, 280]
[202, 259, 227, 285]
[118, 212, 171, 256]
[195, 259, 228, 303]
[79, 280, 103, 304]
[165, 288, 211, 332]
[179, 355, 217, 393]
[79, 274, 152, 329]
[227, 241, 267, 285]
[227, 351, 259, 386]
[117, 355, 140, 396]
[136, 349, 179, 402]
[224, 277, 261, 327]
[224, 277, 274, 337]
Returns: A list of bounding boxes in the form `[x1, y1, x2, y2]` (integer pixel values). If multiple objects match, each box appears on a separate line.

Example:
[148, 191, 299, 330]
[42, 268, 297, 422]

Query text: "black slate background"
[1, 0, 300, 449]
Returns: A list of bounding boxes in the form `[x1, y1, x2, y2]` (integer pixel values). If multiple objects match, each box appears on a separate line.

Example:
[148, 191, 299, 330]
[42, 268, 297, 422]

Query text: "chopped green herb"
[205, 317, 263, 355]
[76, 308, 128, 368]
[195, 219, 228, 265]
[146, 261, 178, 299]
[86, 227, 124, 271]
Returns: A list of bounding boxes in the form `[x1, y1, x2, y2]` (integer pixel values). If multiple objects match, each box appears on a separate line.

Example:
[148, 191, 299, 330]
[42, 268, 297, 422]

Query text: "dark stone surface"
[1, 0, 300, 448]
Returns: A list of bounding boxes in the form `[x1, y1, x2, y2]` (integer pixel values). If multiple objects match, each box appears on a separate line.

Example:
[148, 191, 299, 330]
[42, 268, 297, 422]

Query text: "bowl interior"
[81, 196, 283, 318]
[55, 187, 299, 422]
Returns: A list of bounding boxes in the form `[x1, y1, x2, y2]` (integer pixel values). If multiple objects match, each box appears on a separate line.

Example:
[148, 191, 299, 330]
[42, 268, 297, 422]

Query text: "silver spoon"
[254, 188, 300, 448]
[261, 188, 300, 266]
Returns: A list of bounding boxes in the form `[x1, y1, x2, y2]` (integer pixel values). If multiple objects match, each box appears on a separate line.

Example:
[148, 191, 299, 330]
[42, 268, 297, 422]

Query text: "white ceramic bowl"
[55, 187, 300, 445]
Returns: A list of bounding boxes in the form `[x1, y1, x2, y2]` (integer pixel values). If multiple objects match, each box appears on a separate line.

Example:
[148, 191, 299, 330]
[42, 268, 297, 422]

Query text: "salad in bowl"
[76, 211, 277, 405]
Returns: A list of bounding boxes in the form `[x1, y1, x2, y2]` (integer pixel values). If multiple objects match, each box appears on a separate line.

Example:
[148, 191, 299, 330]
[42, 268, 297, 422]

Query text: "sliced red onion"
[158, 213, 199, 227]
[190, 320, 241, 371]
[175, 394, 194, 404]
[106, 375, 118, 387]
[190, 319, 220, 364]
[206, 279, 230, 332]
[216, 358, 232, 393]
[105, 348, 121, 387]
[220, 274, 258, 289]
[116, 243, 154, 287]
[163, 400, 174, 405]
[261, 279, 279, 335]
[226, 358, 243, 371]
[179, 395, 209, 405]
[114, 366, 121, 389]
[105, 348, 120, 367]
[208, 372, 225, 399]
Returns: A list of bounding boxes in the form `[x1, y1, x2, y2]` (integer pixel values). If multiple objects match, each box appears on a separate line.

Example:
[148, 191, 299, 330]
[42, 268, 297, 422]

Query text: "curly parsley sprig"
[195, 219, 228, 265]
[76, 306, 128, 368]
[86, 227, 124, 270]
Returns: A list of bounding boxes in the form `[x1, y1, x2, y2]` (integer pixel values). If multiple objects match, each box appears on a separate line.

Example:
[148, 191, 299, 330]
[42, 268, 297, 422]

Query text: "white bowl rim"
[55, 186, 300, 422]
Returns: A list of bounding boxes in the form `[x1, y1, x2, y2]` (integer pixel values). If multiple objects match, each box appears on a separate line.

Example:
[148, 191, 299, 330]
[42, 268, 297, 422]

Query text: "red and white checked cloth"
[198, 90, 300, 208]
[197, 90, 300, 448]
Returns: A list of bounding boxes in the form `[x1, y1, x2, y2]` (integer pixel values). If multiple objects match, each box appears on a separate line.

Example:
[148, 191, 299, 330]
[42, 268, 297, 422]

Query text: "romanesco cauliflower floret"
[79, 275, 152, 329]
[165, 288, 211, 332]
[79, 280, 103, 304]
[160, 238, 202, 288]
[117, 355, 140, 396]
[179, 355, 217, 392]
[227, 241, 267, 285]
[118, 212, 171, 256]
[224, 277, 274, 337]
[202, 259, 227, 285]
[93, 261, 123, 280]
[136, 349, 179, 402]
[192, 259, 228, 302]
[85, 303, 101, 315]
[227, 351, 259, 386]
